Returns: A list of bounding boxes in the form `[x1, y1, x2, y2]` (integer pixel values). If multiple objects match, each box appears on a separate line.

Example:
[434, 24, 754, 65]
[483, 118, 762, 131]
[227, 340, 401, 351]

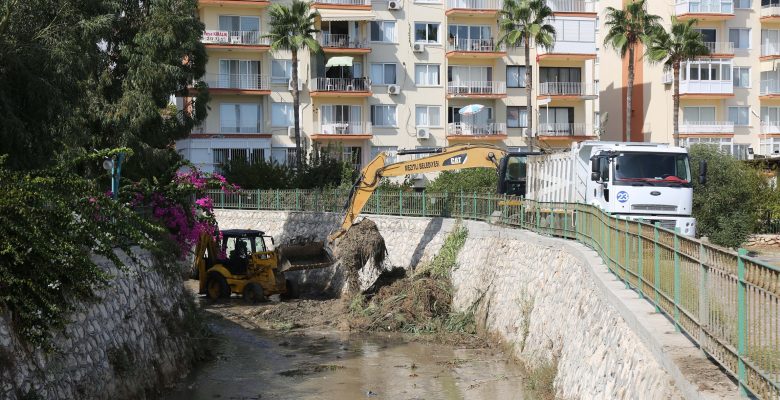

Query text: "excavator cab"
[498, 152, 540, 196]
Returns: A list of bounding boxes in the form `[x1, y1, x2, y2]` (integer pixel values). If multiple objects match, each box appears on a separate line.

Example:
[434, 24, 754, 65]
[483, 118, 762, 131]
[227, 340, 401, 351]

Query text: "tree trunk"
[291, 49, 303, 170]
[525, 39, 533, 149]
[626, 44, 635, 142]
[673, 62, 680, 147]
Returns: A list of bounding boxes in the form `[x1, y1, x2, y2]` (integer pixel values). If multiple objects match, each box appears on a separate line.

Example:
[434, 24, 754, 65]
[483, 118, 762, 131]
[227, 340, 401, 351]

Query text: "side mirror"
[591, 159, 600, 181]
[698, 160, 708, 185]
[591, 171, 601, 181]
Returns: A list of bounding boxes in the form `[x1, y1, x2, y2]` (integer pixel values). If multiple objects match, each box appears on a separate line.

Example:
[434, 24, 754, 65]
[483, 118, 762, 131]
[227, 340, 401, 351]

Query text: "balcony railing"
[762, 43, 780, 57]
[202, 30, 270, 45]
[703, 41, 734, 54]
[547, 0, 595, 12]
[761, 80, 780, 95]
[314, 0, 371, 5]
[679, 79, 733, 95]
[761, 121, 780, 134]
[679, 121, 735, 134]
[318, 121, 372, 135]
[311, 77, 371, 92]
[446, 0, 503, 10]
[447, 38, 504, 52]
[539, 82, 595, 96]
[447, 122, 507, 136]
[761, 4, 780, 18]
[662, 69, 673, 84]
[675, 1, 734, 14]
[203, 73, 270, 90]
[537, 123, 595, 137]
[320, 34, 366, 49]
[447, 81, 506, 95]
[537, 40, 596, 56]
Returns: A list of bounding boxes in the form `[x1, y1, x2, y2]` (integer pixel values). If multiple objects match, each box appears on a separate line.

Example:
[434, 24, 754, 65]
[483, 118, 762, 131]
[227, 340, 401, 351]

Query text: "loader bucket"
[278, 241, 334, 272]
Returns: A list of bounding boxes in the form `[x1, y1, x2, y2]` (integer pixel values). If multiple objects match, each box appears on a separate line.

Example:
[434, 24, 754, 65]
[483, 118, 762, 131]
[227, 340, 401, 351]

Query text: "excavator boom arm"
[329, 144, 507, 241]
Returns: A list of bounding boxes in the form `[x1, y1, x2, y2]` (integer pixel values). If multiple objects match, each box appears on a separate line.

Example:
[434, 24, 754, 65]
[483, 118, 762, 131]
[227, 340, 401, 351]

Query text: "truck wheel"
[283, 279, 300, 300]
[243, 283, 265, 304]
[206, 273, 230, 300]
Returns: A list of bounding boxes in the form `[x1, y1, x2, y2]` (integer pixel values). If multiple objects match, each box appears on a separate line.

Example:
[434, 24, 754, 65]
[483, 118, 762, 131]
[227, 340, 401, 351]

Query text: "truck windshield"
[613, 153, 690, 185]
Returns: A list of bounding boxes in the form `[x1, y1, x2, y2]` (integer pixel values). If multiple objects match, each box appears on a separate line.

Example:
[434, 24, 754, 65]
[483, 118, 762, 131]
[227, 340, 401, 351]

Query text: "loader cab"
[498, 152, 541, 197]
[219, 229, 268, 276]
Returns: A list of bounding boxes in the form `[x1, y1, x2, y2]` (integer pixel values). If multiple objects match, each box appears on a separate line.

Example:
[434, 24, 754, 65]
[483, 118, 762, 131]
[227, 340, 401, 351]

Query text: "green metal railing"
[208, 189, 780, 399]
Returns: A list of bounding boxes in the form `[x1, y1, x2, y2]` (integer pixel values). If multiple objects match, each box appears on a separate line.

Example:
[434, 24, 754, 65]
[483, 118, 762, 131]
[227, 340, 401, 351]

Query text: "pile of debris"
[332, 218, 387, 294]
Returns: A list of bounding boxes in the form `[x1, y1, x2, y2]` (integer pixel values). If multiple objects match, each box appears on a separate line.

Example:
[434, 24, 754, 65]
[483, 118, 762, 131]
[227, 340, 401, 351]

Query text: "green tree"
[426, 169, 498, 194]
[603, 0, 661, 142]
[497, 0, 555, 147]
[646, 18, 709, 146]
[265, 0, 320, 170]
[689, 145, 767, 248]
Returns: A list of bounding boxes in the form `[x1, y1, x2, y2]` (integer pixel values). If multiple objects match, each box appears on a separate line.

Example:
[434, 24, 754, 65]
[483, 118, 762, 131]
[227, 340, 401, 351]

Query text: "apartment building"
[599, 0, 780, 158]
[176, 0, 599, 173]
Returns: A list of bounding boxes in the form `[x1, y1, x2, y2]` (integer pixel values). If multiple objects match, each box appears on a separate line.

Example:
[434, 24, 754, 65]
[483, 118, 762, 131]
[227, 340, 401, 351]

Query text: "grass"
[522, 357, 559, 400]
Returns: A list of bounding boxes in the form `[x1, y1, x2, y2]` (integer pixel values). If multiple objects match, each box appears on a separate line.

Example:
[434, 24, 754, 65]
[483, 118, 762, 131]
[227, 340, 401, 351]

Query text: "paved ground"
[746, 246, 780, 267]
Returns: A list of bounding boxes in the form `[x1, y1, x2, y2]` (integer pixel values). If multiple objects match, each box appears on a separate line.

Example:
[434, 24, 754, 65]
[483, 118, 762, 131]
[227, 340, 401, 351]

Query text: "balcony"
[445, 0, 503, 16]
[761, 4, 780, 21]
[310, 77, 371, 97]
[761, 80, 780, 98]
[202, 73, 270, 94]
[761, 121, 780, 134]
[702, 41, 734, 56]
[537, 123, 595, 138]
[446, 39, 506, 59]
[202, 30, 270, 50]
[679, 79, 734, 98]
[538, 82, 597, 98]
[319, 34, 370, 53]
[679, 121, 735, 134]
[675, 1, 734, 20]
[312, 121, 372, 139]
[547, 0, 596, 14]
[536, 40, 596, 60]
[446, 122, 507, 140]
[312, 0, 371, 9]
[446, 81, 506, 98]
[762, 43, 780, 59]
[198, 0, 270, 8]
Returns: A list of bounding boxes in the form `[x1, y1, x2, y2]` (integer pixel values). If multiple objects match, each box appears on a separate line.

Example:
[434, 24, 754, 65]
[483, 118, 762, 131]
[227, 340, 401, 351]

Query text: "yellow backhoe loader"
[192, 229, 333, 302]
[329, 144, 539, 241]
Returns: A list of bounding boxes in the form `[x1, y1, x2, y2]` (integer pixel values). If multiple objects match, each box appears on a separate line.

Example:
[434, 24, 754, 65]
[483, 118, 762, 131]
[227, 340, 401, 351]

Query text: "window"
[370, 21, 396, 42]
[695, 28, 717, 43]
[734, 0, 752, 8]
[371, 146, 398, 164]
[729, 28, 751, 49]
[415, 64, 440, 86]
[447, 25, 492, 49]
[507, 66, 527, 88]
[762, 29, 780, 56]
[683, 59, 731, 81]
[271, 60, 292, 84]
[415, 22, 440, 43]
[271, 102, 294, 127]
[539, 67, 582, 83]
[550, 19, 595, 42]
[683, 138, 747, 159]
[761, 138, 780, 156]
[220, 103, 262, 133]
[415, 105, 441, 127]
[213, 148, 265, 172]
[683, 107, 716, 123]
[270, 148, 298, 166]
[761, 106, 780, 124]
[371, 105, 397, 127]
[342, 147, 362, 170]
[728, 106, 750, 126]
[448, 65, 493, 83]
[507, 106, 528, 128]
[219, 15, 260, 32]
[218, 59, 260, 88]
[370, 63, 397, 85]
[733, 67, 750, 87]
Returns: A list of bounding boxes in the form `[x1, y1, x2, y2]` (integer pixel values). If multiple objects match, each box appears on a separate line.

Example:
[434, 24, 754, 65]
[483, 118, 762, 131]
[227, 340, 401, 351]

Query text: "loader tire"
[189, 265, 199, 280]
[283, 279, 300, 300]
[206, 273, 230, 301]
[243, 283, 265, 304]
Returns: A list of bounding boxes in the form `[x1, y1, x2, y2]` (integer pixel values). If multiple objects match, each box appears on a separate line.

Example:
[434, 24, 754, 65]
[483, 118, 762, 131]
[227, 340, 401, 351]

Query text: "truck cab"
[578, 142, 697, 236]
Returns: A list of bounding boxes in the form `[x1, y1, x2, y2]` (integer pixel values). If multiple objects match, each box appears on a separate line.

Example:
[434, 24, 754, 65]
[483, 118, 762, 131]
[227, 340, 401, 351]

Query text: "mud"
[334, 218, 387, 294]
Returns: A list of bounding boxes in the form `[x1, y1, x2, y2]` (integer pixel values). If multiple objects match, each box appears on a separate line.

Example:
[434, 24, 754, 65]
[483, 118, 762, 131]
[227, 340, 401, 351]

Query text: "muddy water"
[168, 316, 527, 400]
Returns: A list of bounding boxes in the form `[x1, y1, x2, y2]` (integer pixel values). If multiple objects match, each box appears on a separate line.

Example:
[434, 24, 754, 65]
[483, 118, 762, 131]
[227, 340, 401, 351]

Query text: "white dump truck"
[526, 141, 706, 237]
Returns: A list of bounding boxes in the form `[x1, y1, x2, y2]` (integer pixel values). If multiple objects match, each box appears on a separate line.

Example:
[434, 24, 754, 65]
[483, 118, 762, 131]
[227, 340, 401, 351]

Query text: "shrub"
[425, 169, 498, 194]
[689, 145, 768, 248]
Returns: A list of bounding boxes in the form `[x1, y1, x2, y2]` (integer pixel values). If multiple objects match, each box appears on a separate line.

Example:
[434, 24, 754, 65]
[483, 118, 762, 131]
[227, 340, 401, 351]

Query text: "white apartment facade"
[177, 0, 600, 173]
[598, 0, 780, 158]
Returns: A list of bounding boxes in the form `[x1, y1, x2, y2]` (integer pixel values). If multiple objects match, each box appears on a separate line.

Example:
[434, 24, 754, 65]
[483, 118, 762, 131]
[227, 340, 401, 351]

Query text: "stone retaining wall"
[216, 210, 739, 399]
[745, 234, 780, 247]
[0, 250, 199, 400]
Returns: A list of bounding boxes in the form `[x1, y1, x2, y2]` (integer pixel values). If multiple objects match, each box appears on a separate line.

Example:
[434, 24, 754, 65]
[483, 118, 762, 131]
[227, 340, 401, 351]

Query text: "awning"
[317, 9, 376, 21]
[326, 56, 353, 67]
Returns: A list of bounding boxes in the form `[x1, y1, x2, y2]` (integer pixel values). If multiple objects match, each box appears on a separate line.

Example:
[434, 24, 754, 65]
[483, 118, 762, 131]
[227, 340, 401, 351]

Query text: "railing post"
[256, 189, 261, 209]
[220, 190, 225, 208]
[736, 248, 748, 396]
[444, 191, 449, 218]
[460, 189, 464, 217]
[520, 199, 525, 227]
[653, 222, 661, 313]
[624, 219, 630, 288]
[473, 191, 477, 219]
[535, 203, 540, 232]
[674, 227, 681, 332]
[275, 189, 280, 210]
[238, 191, 242, 209]
[637, 221, 643, 298]
[375, 190, 380, 214]
[422, 191, 427, 217]
[698, 242, 708, 353]
[399, 190, 403, 216]
[605, 215, 611, 271]
[295, 189, 300, 210]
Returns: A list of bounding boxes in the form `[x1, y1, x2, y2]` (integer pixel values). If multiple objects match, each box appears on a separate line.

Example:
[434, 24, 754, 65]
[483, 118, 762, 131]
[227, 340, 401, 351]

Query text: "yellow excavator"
[328, 144, 538, 241]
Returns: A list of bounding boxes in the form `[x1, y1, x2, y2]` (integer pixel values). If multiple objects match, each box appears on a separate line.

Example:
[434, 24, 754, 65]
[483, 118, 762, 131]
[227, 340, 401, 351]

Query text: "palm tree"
[603, 0, 661, 142]
[497, 0, 555, 148]
[265, 0, 320, 170]
[646, 18, 709, 146]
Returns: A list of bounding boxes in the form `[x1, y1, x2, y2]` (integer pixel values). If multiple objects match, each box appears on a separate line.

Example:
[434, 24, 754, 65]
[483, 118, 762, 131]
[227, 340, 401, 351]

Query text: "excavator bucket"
[278, 239, 334, 272]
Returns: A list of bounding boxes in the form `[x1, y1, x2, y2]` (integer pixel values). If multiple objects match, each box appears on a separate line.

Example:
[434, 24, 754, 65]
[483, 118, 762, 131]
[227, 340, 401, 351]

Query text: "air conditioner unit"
[416, 127, 430, 139]
[287, 126, 296, 138]
[413, 43, 424, 53]
[387, 84, 401, 95]
[230, 36, 242, 44]
[288, 79, 304, 91]
[388, 0, 401, 10]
